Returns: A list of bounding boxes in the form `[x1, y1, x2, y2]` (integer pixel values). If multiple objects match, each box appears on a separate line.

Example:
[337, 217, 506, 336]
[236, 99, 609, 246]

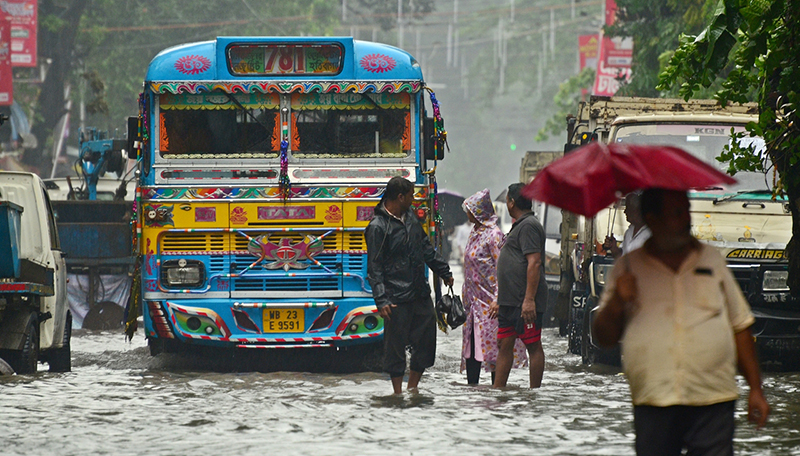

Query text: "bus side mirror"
[127, 116, 149, 176]
[423, 117, 444, 160]
[127, 117, 141, 158]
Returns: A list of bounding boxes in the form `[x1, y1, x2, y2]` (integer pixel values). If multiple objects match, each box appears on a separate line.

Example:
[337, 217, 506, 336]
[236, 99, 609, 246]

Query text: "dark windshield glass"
[158, 92, 279, 159]
[291, 93, 410, 158]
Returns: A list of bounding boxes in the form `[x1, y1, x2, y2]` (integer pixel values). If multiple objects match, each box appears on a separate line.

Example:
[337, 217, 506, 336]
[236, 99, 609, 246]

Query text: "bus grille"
[232, 231, 341, 251]
[344, 232, 367, 250]
[231, 253, 341, 292]
[162, 233, 228, 252]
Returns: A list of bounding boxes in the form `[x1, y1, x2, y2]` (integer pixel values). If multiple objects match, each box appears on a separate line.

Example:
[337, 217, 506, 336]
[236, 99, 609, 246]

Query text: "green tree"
[27, 0, 89, 174]
[608, 0, 713, 97]
[658, 0, 800, 294]
[535, 0, 710, 143]
[535, 67, 595, 141]
[26, 0, 398, 176]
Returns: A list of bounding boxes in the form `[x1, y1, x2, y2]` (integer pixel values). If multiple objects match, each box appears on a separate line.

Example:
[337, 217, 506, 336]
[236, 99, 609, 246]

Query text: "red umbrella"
[521, 142, 737, 217]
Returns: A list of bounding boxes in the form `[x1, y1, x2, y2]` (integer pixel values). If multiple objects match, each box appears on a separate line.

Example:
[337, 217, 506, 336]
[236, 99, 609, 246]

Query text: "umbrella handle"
[609, 204, 617, 237]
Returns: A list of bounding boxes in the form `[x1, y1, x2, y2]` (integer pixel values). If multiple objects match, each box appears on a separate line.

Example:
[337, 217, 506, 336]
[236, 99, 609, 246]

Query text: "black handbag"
[436, 286, 466, 329]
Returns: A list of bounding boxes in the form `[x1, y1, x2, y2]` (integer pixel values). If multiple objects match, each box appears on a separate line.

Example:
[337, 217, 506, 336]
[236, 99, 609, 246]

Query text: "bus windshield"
[291, 92, 410, 158]
[158, 91, 279, 159]
[157, 91, 411, 159]
[614, 123, 771, 193]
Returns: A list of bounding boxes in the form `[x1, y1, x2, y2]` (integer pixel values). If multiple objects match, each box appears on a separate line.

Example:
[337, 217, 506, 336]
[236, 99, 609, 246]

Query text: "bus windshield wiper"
[223, 92, 275, 153]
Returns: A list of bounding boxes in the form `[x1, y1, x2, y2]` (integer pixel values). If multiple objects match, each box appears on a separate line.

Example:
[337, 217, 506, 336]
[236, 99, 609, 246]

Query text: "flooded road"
[3, 266, 800, 455]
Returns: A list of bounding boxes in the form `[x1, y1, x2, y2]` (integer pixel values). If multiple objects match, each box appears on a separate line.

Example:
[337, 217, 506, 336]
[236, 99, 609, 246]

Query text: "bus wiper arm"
[223, 92, 274, 136]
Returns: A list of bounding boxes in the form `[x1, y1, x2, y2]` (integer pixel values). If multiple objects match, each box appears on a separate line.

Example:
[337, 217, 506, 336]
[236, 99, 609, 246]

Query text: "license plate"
[263, 309, 304, 333]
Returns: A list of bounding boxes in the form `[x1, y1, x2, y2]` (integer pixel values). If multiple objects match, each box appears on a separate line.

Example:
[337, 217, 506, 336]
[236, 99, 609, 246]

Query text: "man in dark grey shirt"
[492, 183, 547, 388]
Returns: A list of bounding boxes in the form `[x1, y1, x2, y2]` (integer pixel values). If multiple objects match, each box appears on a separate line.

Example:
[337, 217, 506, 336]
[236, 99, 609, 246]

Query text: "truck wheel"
[0, 357, 12, 375]
[581, 305, 595, 365]
[83, 301, 125, 330]
[10, 313, 39, 374]
[581, 305, 621, 367]
[568, 306, 582, 355]
[48, 311, 72, 373]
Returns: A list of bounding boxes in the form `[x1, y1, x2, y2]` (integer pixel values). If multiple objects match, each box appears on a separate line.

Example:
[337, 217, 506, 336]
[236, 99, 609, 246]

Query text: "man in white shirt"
[592, 188, 769, 456]
[603, 191, 651, 258]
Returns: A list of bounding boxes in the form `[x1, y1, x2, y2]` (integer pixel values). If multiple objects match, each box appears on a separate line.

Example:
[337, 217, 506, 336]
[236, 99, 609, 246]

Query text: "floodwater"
[2, 266, 800, 455]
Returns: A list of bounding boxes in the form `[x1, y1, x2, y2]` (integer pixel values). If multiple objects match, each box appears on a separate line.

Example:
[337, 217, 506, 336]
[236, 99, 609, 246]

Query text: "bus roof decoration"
[146, 37, 424, 94]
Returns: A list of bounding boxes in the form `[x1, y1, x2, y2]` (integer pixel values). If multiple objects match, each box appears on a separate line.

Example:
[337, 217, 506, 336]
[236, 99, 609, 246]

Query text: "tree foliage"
[535, 0, 713, 144]
[608, 0, 714, 97]
[657, 0, 800, 294]
[535, 67, 595, 141]
[25, 0, 390, 175]
[350, 0, 435, 30]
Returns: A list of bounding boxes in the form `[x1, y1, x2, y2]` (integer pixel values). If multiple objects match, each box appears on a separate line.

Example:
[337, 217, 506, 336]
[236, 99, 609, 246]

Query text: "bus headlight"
[594, 263, 613, 286]
[162, 259, 205, 288]
[763, 270, 789, 291]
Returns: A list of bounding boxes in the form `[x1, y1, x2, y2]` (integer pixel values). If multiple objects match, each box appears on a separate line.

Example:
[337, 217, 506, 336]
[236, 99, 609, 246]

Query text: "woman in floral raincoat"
[460, 189, 528, 384]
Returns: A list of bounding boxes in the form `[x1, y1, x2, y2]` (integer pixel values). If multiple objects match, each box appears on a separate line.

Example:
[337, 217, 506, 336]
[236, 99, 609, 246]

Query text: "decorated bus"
[128, 37, 448, 365]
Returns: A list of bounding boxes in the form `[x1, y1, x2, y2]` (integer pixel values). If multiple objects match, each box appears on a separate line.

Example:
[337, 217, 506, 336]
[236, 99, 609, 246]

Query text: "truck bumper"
[751, 307, 800, 370]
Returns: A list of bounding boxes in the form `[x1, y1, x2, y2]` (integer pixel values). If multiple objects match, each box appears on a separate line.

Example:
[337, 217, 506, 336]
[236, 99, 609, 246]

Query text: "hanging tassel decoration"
[279, 139, 290, 201]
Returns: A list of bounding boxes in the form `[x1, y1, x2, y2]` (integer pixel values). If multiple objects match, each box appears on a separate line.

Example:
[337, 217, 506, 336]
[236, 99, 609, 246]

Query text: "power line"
[83, 0, 602, 33]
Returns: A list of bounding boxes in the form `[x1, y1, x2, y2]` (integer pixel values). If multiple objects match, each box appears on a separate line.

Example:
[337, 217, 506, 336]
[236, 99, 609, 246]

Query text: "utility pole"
[447, 22, 453, 66]
[538, 31, 546, 97]
[461, 53, 468, 99]
[550, 9, 555, 59]
[498, 18, 506, 94]
[454, 29, 459, 67]
[397, 0, 404, 49]
[416, 28, 421, 62]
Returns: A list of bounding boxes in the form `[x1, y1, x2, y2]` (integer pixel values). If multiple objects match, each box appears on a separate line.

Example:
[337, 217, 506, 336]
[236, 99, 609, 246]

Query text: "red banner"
[605, 0, 618, 26]
[2, 0, 36, 67]
[578, 34, 599, 71]
[592, 36, 633, 97]
[591, 0, 633, 97]
[0, 16, 13, 105]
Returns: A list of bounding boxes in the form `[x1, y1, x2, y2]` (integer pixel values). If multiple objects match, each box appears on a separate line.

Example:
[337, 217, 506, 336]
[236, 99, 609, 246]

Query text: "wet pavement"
[2, 264, 800, 455]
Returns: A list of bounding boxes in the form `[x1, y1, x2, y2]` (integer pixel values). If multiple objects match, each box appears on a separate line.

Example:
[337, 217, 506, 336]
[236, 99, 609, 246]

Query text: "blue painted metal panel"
[146, 37, 423, 83]
[145, 41, 217, 82]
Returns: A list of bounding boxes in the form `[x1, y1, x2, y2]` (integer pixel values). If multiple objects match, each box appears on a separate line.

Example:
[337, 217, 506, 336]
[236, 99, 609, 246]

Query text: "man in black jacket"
[366, 176, 454, 394]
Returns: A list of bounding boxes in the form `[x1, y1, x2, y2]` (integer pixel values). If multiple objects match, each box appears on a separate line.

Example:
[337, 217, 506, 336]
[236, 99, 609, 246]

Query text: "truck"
[0, 172, 71, 374]
[45, 127, 136, 330]
[562, 96, 797, 370]
[519, 150, 565, 329]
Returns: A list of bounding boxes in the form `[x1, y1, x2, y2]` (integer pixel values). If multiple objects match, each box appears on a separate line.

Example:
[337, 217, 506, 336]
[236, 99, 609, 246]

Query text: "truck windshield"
[614, 123, 771, 193]
[290, 92, 411, 158]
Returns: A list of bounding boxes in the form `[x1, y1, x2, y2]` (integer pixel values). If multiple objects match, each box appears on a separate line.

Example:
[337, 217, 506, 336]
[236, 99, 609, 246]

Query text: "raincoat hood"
[463, 188, 498, 226]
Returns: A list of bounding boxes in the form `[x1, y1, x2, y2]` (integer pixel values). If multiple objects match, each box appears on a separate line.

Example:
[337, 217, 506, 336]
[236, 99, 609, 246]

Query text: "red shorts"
[497, 306, 542, 345]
